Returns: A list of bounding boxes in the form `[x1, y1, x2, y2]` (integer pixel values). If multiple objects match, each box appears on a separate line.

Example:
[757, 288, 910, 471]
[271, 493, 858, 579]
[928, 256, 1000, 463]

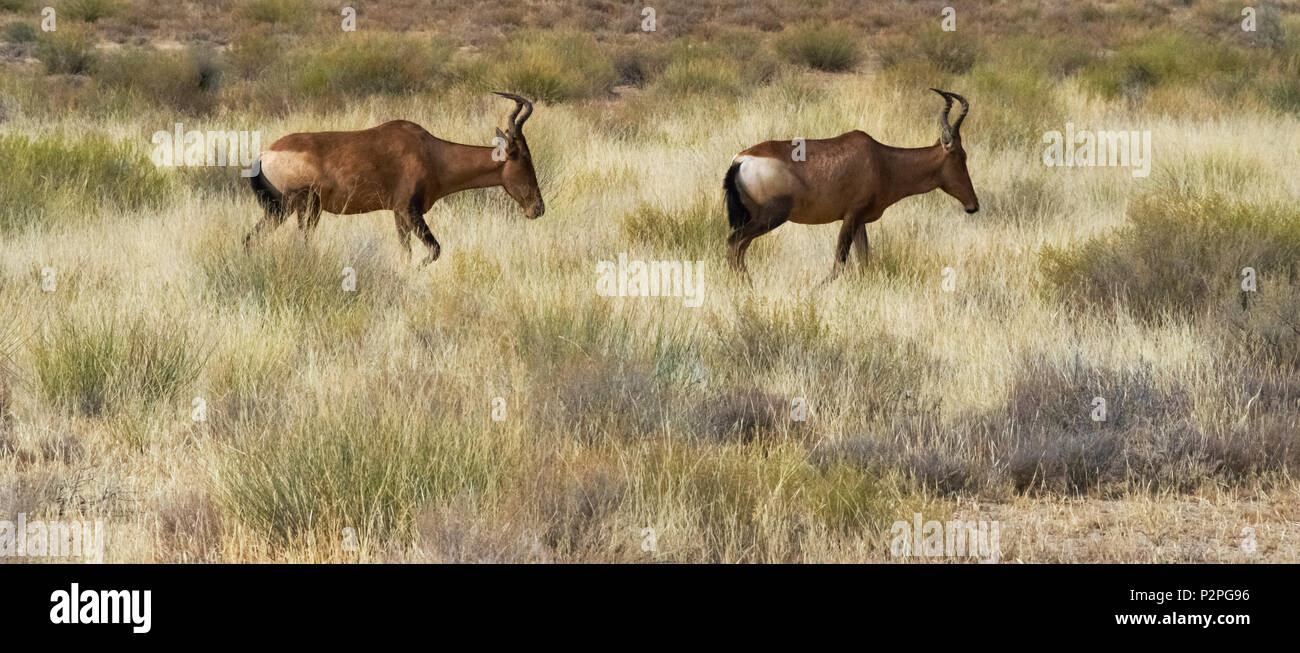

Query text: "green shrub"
[36, 27, 96, 75]
[916, 26, 978, 74]
[1267, 77, 1300, 115]
[1081, 30, 1244, 99]
[775, 23, 860, 72]
[0, 133, 170, 234]
[877, 27, 977, 75]
[607, 38, 671, 86]
[486, 31, 615, 102]
[95, 46, 222, 113]
[652, 37, 778, 97]
[2, 22, 37, 43]
[990, 34, 1096, 79]
[1042, 189, 1300, 321]
[226, 27, 281, 79]
[288, 33, 452, 98]
[63, 0, 120, 23]
[239, 0, 311, 28]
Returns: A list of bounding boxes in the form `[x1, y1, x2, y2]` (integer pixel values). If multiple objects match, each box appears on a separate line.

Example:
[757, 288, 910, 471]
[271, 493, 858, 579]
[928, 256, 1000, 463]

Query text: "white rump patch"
[733, 154, 795, 205]
[259, 150, 318, 194]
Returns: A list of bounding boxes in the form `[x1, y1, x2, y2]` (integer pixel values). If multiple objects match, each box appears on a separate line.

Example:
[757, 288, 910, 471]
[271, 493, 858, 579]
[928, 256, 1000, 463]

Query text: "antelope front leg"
[402, 194, 441, 267]
[852, 222, 869, 270]
[409, 212, 441, 267]
[817, 217, 857, 288]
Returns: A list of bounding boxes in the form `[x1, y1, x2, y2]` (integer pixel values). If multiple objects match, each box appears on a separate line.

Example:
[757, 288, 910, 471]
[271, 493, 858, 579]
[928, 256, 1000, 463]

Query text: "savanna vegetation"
[1, 0, 1297, 562]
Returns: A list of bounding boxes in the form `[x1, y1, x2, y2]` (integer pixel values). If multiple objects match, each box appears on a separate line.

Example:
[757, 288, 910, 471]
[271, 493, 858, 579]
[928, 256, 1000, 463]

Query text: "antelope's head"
[493, 92, 545, 219]
[931, 89, 979, 214]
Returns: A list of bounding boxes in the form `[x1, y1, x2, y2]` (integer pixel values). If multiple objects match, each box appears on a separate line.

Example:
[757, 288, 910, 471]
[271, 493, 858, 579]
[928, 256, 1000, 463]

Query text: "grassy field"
[1, 0, 1298, 562]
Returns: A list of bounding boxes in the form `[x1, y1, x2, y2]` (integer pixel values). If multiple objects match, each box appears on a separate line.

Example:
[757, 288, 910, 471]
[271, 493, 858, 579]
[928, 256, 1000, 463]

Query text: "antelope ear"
[495, 127, 512, 145]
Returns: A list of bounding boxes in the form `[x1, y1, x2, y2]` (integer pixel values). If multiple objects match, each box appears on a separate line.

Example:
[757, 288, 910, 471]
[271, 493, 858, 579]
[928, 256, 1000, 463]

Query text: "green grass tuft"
[775, 23, 860, 72]
[0, 133, 171, 234]
[32, 316, 204, 416]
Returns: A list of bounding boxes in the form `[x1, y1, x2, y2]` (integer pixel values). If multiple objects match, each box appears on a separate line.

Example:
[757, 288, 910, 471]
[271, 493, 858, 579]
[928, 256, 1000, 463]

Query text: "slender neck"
[437, 142, 506, 194]
[878, 143, 947, 207]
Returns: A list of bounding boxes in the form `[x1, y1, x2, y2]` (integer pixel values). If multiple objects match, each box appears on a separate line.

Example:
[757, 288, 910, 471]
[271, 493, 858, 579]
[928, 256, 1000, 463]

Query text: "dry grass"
[1, 0, 1298, 563]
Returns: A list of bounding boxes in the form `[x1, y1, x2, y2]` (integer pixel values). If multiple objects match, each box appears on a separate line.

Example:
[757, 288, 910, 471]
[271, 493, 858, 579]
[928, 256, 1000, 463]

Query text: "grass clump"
[62, 0, 120, 23]
[0, 133, 170, 234]
[95, 46, 223, 114]
[201, 236, 402, 327]
[774, 23, 860, 72]
[1081, 30, 1244, 100]
[658, 53, 743, 96]
[883, 26, 978, 74]
[1042, 189, 1300, 322]
[214, 395, 498, 548]
[239, 0, 312, 29]
[36, 27, 97, 75]
[620, 192, 723, 259]
[2, 22, 37, 43]
[486, 31, 616, 102]
[289, 33, 454, 99]
[654, 37, 777, 96]
[225, 27, 282, 79]
[32, 316, 204, 416]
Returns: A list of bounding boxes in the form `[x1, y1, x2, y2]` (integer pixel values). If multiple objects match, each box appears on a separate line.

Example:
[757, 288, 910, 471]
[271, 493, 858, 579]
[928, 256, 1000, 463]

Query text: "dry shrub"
[155, 489, 223, 562]
[689, 388, 788, 444]
[410, 496, 549, 564]
[820, 352, 1298, 497]
[544, 355, 667, 441]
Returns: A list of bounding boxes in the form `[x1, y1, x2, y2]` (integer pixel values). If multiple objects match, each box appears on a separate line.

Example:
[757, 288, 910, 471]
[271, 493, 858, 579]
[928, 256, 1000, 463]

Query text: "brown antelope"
[245, 92, 544, 265]
[723, 89, 978, 283]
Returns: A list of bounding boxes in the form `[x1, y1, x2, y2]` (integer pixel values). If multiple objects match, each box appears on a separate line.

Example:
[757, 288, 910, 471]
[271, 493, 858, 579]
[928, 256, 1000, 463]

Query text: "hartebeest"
[723, 89, 978, 283]
[245, 92, 544, 265]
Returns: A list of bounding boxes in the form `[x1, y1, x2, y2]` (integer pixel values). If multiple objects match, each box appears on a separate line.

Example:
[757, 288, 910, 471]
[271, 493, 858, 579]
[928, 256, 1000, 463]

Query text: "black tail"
[248, 163, 283, 216]
[723, 161, 750, 231]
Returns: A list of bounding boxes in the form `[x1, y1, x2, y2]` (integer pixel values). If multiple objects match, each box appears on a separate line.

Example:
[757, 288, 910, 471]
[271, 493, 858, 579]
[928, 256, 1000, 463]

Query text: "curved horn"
[930, 88, 955, 148]
[947, 91, 969, 132]
[492, 91, 534, 136]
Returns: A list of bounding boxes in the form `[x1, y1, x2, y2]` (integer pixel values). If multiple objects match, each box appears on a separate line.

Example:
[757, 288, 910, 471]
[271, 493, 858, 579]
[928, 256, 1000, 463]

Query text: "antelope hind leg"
[243, 207, 287, 249]
[728, 197, 791, 280]
[297, 192, 323, 242]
